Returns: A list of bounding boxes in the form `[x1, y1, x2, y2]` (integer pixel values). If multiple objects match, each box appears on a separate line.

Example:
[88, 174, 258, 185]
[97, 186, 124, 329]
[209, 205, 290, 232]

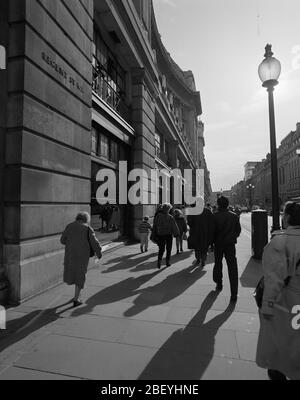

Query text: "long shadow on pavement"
[240, 257, 263, 288]
[130, 250, 193, 273]
[102, 252, 157, 274]
[124, 265, 207, 317]
[71, 270, 163, 317]
[138, 291, 236, 380]
[0, 300, 74, 355]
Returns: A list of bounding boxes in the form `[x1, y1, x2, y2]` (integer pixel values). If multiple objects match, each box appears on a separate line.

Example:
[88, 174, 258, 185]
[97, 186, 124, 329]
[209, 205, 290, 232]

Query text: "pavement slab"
[0, 366, 80, 380]
[14, 334, 157, 380]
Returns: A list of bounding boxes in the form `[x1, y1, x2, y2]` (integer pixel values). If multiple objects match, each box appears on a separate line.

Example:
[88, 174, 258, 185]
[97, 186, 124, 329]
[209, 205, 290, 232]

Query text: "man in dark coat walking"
[213, 196, 241, 302]
[187, 205, 215, 267]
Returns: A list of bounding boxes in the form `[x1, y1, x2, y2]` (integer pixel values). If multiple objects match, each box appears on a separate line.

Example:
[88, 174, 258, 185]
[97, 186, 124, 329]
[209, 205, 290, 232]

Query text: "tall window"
[92, 127, 119, 164]
[91, 128, 98, 154]
[142, 0, 151, 31]
[100, 135, 109, 159]
[155, 133, 161, 157]
[92, 29, 126, 113]
[132, 0, 151, 38]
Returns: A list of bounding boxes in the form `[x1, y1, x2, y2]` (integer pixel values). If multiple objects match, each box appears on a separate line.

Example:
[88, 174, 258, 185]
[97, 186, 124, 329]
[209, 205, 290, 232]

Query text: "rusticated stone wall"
[2, 0, 93, 302]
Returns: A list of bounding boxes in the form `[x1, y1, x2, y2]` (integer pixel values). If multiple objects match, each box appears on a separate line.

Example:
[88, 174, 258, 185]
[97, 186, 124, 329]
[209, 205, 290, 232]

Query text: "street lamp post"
[258, 44, 281, 232]
[246, 184, 255, 211]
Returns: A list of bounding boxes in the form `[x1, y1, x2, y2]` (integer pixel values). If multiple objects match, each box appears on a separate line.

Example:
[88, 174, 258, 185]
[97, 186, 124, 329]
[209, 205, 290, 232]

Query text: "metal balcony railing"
[92, 65, 130, 123]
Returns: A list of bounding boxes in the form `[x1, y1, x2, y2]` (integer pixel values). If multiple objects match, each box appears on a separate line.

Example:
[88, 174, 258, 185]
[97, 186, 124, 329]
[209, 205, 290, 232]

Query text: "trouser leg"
[140, 233, 147, 249]
[144, 234, 149, 250]
[213, 246, 224, 285]
[166, 235, 173, 264]
[179, 236, 183, 251]
[176, 237, 180, 251]
[158, 236, 166, 262]
[195, 250, 201, 262]
[201, 248, 208, 266]
[74, 285, 81, 301]
[224, 245, 238, 297]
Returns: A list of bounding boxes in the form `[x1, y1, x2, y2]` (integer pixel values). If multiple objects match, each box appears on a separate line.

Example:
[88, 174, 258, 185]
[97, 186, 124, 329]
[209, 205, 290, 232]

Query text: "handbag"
[150, 224, 159, 245]
[182, 232, 188, 241]
[253, 277, 264, 308]
[253, 276, 291, 309]
[87, 227, 95, 258]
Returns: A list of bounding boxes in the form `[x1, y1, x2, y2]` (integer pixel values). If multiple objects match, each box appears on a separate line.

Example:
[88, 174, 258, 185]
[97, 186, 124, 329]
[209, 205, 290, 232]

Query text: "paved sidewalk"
[0, 229, 267, 380]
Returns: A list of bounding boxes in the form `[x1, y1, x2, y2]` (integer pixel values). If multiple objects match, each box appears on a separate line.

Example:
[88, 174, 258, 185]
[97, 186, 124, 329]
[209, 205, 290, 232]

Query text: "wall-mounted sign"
[41, 52, 84, 94]
[0, 45, 6, 70]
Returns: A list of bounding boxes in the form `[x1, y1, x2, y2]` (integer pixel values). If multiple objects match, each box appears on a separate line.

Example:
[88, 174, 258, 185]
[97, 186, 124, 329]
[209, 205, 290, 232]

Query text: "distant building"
[230, 181, 247, 207]
[244, 161, 261, 182]
[211, 190, 231, 205]
[250, 123, 300, 209]
[277, 123, 300, 203]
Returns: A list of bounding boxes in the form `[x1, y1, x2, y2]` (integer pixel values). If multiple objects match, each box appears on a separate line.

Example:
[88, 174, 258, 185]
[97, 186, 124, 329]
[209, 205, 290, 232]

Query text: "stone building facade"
[241, 123, 300, 210]
[0, 0, 211, 303]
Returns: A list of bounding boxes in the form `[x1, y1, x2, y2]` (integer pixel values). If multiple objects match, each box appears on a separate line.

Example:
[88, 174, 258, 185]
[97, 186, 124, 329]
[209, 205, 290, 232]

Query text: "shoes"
[145, 249, 148, 252]
[180, 248, 183, 252]
[166, 260, 171, 267]
[230, 296, 238, 303]
[140, 246, 144, 253]
[268, 369, 287, 381]
[215, 283, 223, 292]
[73, 300, 83, 308]
[157, 260, 162, 269]
[201, 260, 206, 268]
[176, 250, 180, 255]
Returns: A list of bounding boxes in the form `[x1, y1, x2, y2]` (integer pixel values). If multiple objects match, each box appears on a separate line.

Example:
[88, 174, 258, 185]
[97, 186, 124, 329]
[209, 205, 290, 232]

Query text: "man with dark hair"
[213, 196, 241, 302]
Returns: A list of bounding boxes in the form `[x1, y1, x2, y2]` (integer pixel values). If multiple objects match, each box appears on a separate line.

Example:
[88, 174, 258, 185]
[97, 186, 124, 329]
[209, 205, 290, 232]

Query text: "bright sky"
[153, 0, 300, 192]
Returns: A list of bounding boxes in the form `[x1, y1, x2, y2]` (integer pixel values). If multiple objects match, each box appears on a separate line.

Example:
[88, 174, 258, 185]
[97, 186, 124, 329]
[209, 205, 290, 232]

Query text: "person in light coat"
[61, 212, 102, 307]
[256, 202, 300, 380]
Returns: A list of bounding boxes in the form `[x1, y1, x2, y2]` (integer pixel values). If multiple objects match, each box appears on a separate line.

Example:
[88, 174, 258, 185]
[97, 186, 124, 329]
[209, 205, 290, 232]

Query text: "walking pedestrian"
[256, 201, 300, 380]
[153, 203, 180, 269]
[60, 212, 102, 307]
[213, 196, 241, 302]
[187, 205, 215, 267]
[138, 216, 152, 253]
[174, 209, 188, 254]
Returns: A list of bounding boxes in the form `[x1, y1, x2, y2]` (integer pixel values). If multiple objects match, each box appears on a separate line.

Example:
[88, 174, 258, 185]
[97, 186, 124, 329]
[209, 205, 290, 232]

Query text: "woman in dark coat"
[61, 212, 102, 307]
[187, 206, 215, 267]
[174, 209, 188, 254]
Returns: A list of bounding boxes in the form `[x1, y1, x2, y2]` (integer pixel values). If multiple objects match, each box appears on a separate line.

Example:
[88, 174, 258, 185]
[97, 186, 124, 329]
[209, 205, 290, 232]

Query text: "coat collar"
[286, 226, 300, 236]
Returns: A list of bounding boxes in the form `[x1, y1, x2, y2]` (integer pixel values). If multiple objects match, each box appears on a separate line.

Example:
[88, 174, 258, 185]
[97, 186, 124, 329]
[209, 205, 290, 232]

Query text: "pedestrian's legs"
[213, 246, 224, 289]
[268, 370, 287, 381]
[157, 236, 166, 268]
[195, 250, 201, 265]
[73, 285, 82, 307]
[200, 248, 208, 267]
[224, 245, 239, 298]
[176, 237, 180, 253]
[140, 233, 147, 252]
[165, 235, 173, 266]
[145, 233, 149, 251]
[179, 235, 183, 252]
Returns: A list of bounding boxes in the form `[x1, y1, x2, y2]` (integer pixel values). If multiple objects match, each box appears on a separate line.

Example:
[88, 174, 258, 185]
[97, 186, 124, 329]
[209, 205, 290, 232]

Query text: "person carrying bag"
[256, 202, 300, 380]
